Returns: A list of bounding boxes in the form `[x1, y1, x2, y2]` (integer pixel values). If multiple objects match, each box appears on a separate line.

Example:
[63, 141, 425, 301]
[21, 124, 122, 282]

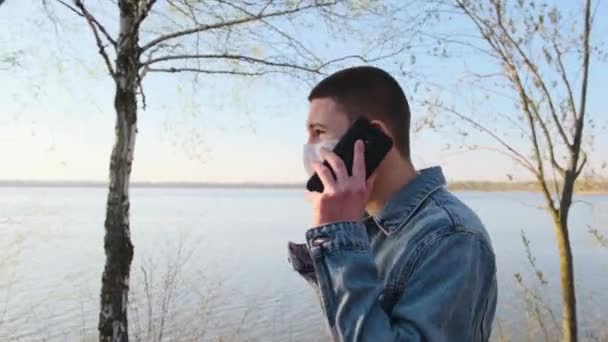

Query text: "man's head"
[305, 66, 416, 211]
[306, 66, 411, 159]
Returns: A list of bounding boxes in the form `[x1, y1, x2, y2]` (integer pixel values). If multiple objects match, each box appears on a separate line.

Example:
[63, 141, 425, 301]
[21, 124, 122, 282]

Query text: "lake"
[1, 187, 607, 341]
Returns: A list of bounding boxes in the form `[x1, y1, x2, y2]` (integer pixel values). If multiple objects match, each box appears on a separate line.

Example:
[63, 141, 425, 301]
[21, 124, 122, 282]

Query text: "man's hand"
[306, 140, 375, 227]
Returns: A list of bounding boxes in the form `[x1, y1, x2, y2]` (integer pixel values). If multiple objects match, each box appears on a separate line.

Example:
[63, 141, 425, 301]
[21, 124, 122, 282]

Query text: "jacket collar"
[372, 166, 446, 237]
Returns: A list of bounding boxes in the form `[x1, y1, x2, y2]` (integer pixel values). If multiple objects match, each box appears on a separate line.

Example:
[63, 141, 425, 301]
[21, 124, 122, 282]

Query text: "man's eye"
[314, 129, 325, 136]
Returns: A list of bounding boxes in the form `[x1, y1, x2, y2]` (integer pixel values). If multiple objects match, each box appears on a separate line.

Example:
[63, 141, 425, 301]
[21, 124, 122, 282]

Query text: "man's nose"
[307, 137, 321, 144]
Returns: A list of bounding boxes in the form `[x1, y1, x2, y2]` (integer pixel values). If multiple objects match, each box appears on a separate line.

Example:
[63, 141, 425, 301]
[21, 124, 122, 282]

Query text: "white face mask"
[303, 138, 340, 177]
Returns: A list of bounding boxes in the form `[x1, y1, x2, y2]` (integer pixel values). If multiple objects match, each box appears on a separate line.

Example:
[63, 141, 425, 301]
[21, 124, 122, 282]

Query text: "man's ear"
[370, 120, 394, 141]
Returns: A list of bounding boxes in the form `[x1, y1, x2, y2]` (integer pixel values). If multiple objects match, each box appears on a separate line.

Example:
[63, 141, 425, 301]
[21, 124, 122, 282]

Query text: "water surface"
[0, 187, 607, 341]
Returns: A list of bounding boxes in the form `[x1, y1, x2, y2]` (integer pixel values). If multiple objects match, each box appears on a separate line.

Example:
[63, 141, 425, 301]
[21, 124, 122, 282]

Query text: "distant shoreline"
[447, 180, 608, 195]
[0, 180, 302, 189]
[1, 180, 606, 194]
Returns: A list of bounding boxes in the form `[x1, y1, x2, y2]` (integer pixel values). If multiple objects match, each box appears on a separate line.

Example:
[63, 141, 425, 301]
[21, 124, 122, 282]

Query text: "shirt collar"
[372, 166, 446, 237]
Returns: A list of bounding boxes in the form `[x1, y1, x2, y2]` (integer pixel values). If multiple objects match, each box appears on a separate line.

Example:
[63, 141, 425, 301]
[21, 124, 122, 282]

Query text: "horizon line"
[0, 178, 560, 187]
[0, 180, 304, 188]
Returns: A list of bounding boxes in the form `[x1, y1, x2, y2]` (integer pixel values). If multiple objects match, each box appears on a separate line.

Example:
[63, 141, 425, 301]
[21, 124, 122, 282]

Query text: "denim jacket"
[288, 167, 497, 341]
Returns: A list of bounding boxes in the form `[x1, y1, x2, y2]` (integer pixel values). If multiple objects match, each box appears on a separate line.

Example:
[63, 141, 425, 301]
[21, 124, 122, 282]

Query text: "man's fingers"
[320, 148, 348, 184]
[312, 161, 336, 193]
[352, 140, 366, 181]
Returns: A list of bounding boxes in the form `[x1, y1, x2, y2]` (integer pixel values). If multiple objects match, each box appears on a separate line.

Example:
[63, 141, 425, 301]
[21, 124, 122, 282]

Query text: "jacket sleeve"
[304, 221, 497, 342]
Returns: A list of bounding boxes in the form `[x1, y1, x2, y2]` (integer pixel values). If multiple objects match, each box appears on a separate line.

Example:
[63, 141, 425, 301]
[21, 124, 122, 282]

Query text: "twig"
[316, 47, 409, 71]
[56, 0, 117, 46]
[427, 101, 537, 175]
[520, 230, 561, 331]
[576, 150, 588, 177]
[526, 97, 566, 178]
[142, 53, 321, 74]
[72, 0, 116, 78]
[137, 72, 147, 110]
[588, 226, 608, 248]
[141, 1, 338, 51]
[553, 41, 577, 122]
[215, 0, 323, 66]
[140, 266, 153, 341]
[146, 67, 269, 76]
[514, 273, 553, 341]
[489, 0, 572, 149]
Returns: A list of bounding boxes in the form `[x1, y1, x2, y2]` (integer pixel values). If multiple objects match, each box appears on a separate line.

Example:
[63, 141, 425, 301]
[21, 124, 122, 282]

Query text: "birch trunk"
[98, 1, 139, 341]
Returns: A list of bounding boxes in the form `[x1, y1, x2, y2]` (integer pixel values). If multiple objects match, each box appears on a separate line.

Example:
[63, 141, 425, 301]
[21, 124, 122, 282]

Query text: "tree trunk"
[553, 212, 577, 342]
[98, 2, 139, 341]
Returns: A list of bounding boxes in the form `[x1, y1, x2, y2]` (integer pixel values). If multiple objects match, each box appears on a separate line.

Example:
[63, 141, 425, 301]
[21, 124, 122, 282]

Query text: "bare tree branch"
[257, 0, 274, 17]
[507, 57, 559, 210]
[490, 1, 572, 149]
[181, 2, 204, 82]
[415, 30, 499, 59]
[133, 0, 158, 36]
[143, 47, 406, 77]
[54, 0, 82, 16]
[527, 96, 566, 177]
[522, 97, 559, 212]
[142, 53, 322, 74]
[146, 67, 269, 76]
[68, 0, 116, 78]
[137, 72, 147, 110]
[576, 0, 592, 137]
[428, 101, 538, 176]
[143, 42, 184, 67]
[462, 71, 506, 80]
[561, 0, 592, 214]
[505, 40, 559, 211]
[453, 1, 510, 65]
[215, 0, 323, 66]
[316, 47, 411, 71]
[461, 0, 553, 197]
[455, 0, 561, 210]
[553, 41, 578, 123]
[466, 145, 543, 174]
[142, 0, 157, 17]
[147, 4, 186, 30]
[494, 110, 534, 142]
[56, 0, 117, 47]
[141, 1, 338, 52]
[166, 0, 192, 18]
[549, 155, 563, 206]
[576, 151, 588, 178]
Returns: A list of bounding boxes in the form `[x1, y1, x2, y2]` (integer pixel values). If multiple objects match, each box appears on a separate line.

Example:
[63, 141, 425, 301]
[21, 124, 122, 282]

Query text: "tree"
[423, 0, 603, 340]
[42, 0, 415, 340]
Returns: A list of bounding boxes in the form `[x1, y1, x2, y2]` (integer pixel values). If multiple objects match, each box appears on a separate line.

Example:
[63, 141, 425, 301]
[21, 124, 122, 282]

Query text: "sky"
[1, 0, 606, 183]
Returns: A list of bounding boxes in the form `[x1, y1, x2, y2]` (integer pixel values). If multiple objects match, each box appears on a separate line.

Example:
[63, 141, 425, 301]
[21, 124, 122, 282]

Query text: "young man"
[288, 66, 497, 341]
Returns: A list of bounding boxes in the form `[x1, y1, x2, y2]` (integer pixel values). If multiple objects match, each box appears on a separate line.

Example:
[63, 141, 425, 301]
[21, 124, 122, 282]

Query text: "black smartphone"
[306, 117, 393, 192]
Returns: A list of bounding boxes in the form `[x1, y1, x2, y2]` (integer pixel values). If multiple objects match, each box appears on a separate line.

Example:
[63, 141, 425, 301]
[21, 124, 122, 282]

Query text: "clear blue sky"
[1, 0, 606, 183]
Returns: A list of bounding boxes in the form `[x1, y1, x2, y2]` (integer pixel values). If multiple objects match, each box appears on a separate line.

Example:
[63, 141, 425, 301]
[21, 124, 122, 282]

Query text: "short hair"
[308, 66, 411, 158]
